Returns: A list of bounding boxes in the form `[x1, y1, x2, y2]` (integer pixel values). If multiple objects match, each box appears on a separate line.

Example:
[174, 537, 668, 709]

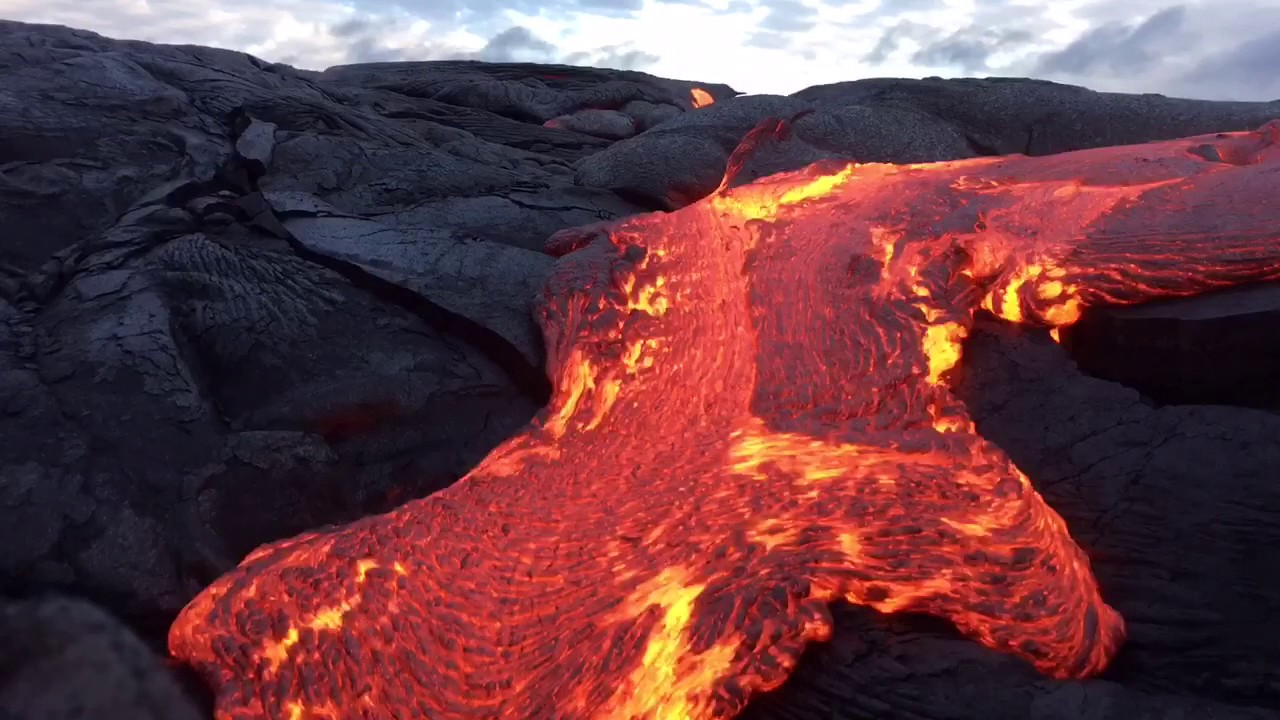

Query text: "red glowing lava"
[171, 121, 1280, 719]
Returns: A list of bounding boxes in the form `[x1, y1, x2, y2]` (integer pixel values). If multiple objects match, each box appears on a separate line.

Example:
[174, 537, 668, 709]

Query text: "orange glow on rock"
[691, 87, 715, 108]
[170, 120, 1280, 719]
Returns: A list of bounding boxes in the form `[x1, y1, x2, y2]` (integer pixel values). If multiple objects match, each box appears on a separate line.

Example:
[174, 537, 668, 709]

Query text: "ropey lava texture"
[170, 122, 1280, 719]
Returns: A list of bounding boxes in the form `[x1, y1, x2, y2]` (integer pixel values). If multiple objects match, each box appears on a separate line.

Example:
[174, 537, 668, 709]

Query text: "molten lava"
[171, 121, 1280, 719]
[691, 87, 715, 108]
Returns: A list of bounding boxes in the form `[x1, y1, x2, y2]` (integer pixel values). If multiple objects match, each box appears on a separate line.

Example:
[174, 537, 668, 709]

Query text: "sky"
[5, 0, 1279, 101]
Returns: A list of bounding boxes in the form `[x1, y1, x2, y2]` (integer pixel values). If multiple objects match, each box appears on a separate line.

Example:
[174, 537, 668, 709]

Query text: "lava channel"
[171, 121, 1280, 720]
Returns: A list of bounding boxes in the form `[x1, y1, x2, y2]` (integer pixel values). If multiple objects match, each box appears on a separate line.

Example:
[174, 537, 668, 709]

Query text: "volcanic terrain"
[1, 19, 1279, 720]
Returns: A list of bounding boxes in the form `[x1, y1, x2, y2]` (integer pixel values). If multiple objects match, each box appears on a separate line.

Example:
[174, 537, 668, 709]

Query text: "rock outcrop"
[0, 595, 204, 720]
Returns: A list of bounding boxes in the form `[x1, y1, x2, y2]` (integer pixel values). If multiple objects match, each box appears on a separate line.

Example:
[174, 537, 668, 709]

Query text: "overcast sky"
[5, 0, 1279, 100]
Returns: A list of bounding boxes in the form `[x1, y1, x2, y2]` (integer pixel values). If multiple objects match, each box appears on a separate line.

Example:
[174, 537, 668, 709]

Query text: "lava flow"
[171, 121, 1280, 720]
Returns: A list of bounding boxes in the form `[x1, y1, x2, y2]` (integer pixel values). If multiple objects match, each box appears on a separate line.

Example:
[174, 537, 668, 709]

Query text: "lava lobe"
[170, 121, 1280, 719]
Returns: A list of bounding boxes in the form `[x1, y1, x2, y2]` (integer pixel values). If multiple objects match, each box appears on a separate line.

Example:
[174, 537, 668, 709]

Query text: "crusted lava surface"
[169, 122, 1280, 719]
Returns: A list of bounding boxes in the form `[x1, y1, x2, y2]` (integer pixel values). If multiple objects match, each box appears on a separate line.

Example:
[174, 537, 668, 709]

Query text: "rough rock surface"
[0, 595, 204, 720]
[1, 18, 1278, 720]
[1063, 283, 1280, 410]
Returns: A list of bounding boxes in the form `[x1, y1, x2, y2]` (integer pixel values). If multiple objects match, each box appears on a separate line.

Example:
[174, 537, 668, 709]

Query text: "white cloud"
[5, 0, 1279, 100]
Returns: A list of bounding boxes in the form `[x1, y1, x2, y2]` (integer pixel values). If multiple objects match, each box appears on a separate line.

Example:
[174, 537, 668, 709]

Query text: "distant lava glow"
[171, 121, 1280, 720]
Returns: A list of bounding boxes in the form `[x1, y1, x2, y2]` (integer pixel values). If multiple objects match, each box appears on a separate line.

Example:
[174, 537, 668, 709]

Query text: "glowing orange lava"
[691, 87, 715, 108]
[170, 121, 1280, 719]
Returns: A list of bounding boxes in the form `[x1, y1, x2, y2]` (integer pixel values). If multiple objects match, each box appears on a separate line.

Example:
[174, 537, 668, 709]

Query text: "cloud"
[474, 26, 560, 62]
[862, 20, 926, 65]
[1022, 1, 1280, 100]
[912, 26, 1037, 72]
[1033, 6, 1189, 75]
[1185, 28, 1280, 95]
[851, 0, 1280, 101]
[758, 0, 818, 33]
[856, 2, 1056, 76]
[747, 31, 795, 50]
[2, 0, 1279, 100]
[563, 44, 662, 71]
[320, 19, 656, 70]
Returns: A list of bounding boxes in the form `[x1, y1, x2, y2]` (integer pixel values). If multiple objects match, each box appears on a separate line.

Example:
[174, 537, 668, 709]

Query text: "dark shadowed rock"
[645, 94, 817, 139]
[0, 595, 203, 720]
[0, 22, 231, 273]
[622, 98, 683, 131]
[745, 609, 1276, 720]
[265, 190, 553, 373]
[545, 108, 638, 139]
[251, 109, 643, 252]
[573, 95, 819, 208]
[1062, 281, 1280, 410]
[794, 76, 1280, 156]
[316, 81, 617, 162]
[791, 103, 974, 162]
[0, 21, 649, 273]
[0, 139, 541, 637]
[316, 60, 736, 123]
[573, 130, 733, 209]
[1, 17, 1279, 720]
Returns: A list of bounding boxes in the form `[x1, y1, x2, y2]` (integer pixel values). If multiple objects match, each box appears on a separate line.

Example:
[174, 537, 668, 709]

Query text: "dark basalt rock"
[1, 17, 1279, 720]
[315, 59, 736, 123]
[792, 76, 1280, 156]
[1062, 281, 1280, 411]
[545, 108, 639, 140]
[0, 595, 204, 720]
